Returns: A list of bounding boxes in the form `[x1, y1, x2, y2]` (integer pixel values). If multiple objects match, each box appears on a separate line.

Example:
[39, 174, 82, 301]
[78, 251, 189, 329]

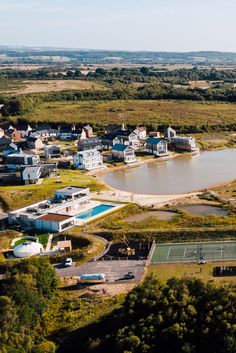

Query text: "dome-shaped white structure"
[13, 241, 44, 258]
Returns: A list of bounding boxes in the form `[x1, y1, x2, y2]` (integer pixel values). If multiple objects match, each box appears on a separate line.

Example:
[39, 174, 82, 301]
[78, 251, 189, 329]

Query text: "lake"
[103, 149, 236, 195]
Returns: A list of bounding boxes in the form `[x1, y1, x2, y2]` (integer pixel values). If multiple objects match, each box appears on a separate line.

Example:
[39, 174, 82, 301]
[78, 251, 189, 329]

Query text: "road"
[55, 259, 146, 283]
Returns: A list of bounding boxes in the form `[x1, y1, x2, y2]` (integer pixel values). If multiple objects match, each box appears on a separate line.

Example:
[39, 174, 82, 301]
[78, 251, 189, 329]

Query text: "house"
[26, 136, 44, 150]
[58, 125, 86, 141]
[146, 138, 169, 156]
[2, 143, 19, 159]
[73, 149, 104, 170]
[21, 166, 42, 184]
[6, 151, 40, 168]
[8, 186, 90, 232]
[21, 163, 57, 184]
[101, 133, 121, 150]
[164, 127, 177, 140]
[0, 137, 12, 152]
[116, 129, 140, 149]
[133, 127, 147, 139]
[83, 124, 93, 138]
[4, 126, 21, 141]
[78, 137, 102, 151]
[44, 145, 61, 158]
[171, 136, 198, 152]
[112, 144, 136, 164]
[149, 131, 161, 138]
[30, 129, 58, 141]
[16, 124, 33, 138]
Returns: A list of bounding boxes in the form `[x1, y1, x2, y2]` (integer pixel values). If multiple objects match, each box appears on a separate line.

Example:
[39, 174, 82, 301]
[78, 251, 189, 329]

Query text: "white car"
[64, 258, 73, 267]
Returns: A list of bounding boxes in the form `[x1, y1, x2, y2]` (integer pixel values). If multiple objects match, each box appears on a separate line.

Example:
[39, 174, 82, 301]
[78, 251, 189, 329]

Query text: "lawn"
[0, 169, 105, 211]
[148, 262, 236, 284]
[26, 99, 236, 127]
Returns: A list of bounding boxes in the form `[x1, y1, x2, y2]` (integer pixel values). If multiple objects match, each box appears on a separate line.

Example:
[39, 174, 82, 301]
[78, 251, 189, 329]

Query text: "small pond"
[178, 204, 228, 217]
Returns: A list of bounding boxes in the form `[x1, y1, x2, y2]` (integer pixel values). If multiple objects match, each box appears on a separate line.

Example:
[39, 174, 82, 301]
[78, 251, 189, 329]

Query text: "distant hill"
[1, 46, 236, 65]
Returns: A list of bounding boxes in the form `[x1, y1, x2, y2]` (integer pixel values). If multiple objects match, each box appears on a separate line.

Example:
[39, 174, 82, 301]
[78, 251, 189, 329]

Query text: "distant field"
[0, 79, 104, 95]
[26, 99, 236, 127]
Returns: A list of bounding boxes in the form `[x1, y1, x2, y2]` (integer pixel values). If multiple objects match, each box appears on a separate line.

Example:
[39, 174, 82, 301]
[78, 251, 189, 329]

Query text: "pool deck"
[74, 200, 125, 225]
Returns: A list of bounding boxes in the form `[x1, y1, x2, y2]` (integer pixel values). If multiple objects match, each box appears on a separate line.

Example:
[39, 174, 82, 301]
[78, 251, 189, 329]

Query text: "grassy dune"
[26, 99, 236, 127]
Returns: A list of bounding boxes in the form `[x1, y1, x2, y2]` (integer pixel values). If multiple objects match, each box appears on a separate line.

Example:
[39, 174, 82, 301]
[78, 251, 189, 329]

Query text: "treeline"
[0, 258, 58, 353]
[58, 276, 236, 353]
[88, 67, 236, 85]
[2, 67, 236, 84]
[2, 83, 236, 118]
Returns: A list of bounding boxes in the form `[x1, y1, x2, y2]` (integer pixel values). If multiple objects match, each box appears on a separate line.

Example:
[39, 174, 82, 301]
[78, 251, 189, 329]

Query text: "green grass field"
[0, 169, 104, 211]
[148, 262, 236, 284]
[26, 99, 236, 127]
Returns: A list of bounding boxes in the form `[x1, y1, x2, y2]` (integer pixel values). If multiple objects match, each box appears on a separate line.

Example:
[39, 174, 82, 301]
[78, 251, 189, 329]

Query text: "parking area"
[55, 259, 147, 283]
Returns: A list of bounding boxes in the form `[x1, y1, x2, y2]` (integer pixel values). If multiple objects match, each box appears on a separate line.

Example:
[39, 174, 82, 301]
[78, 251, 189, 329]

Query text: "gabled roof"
[79, 137, 101, 146]
[101, 133, 119, 140]
[22, 165, 41, 173]
[27, 136, 41, 142]
[0, 137, 12, 145]
[77, 149, 100, 157]
[116, 129, 136, 137]
[112, 143, 132, 152]
[146, 137, 163, 144]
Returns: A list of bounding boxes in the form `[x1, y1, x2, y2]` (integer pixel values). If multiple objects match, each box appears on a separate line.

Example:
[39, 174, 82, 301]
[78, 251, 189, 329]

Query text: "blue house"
[146, 137, 169, 156]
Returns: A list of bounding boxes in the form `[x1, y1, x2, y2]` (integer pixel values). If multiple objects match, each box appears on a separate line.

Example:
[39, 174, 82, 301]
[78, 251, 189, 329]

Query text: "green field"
[0, 169, 104, 211]
[26, 99, 236, 127]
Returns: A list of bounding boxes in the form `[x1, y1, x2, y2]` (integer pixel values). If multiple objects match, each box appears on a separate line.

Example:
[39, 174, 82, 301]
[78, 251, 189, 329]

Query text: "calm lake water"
[103, 149, 236, 195]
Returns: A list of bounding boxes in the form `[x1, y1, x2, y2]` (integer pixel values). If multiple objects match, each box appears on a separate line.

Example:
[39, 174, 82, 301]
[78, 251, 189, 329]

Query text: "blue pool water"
[76, 204, 115, 220]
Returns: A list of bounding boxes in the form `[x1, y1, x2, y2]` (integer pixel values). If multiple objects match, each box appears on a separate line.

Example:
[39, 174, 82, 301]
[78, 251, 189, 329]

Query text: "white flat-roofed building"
[8, 186, 90, 232]
[73, 149, 104, 170]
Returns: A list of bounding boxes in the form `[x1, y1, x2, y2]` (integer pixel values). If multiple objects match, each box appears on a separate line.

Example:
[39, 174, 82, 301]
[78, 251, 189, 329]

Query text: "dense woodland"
[0, 258, 235, 353]
[58, 276, 236, 353]
[0, 258, 58, 353]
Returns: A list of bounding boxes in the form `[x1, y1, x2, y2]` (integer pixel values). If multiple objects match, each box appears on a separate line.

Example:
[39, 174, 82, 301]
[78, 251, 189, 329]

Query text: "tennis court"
[151, 241, 236, 263]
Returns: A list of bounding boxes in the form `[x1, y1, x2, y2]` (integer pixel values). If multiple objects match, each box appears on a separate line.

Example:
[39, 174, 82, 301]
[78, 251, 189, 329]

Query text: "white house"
[8, 186, 90, 232]
[22, 166, 41, 184]
[27, 136, 44, 150]
[146, 137, 169, 156]
[164, 127, 177, 140]
[73, 149, 104, 170]
[133, 127, 147, 139]
[112, 144, 136, 164]
[44, 145, 61, 158]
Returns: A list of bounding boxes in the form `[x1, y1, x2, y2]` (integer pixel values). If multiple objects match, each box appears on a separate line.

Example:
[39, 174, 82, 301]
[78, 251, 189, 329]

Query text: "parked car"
[123, 272, 135, 279]
[116, 272, 135, 281]
[64, 258, 73, 267]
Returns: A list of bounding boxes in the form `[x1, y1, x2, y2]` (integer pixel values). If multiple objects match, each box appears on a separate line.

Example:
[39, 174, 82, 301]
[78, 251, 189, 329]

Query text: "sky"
[0, 0, 235, 52]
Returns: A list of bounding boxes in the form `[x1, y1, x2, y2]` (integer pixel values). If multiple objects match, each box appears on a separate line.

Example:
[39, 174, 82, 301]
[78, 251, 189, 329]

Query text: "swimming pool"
[76, 204, 115, 220]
